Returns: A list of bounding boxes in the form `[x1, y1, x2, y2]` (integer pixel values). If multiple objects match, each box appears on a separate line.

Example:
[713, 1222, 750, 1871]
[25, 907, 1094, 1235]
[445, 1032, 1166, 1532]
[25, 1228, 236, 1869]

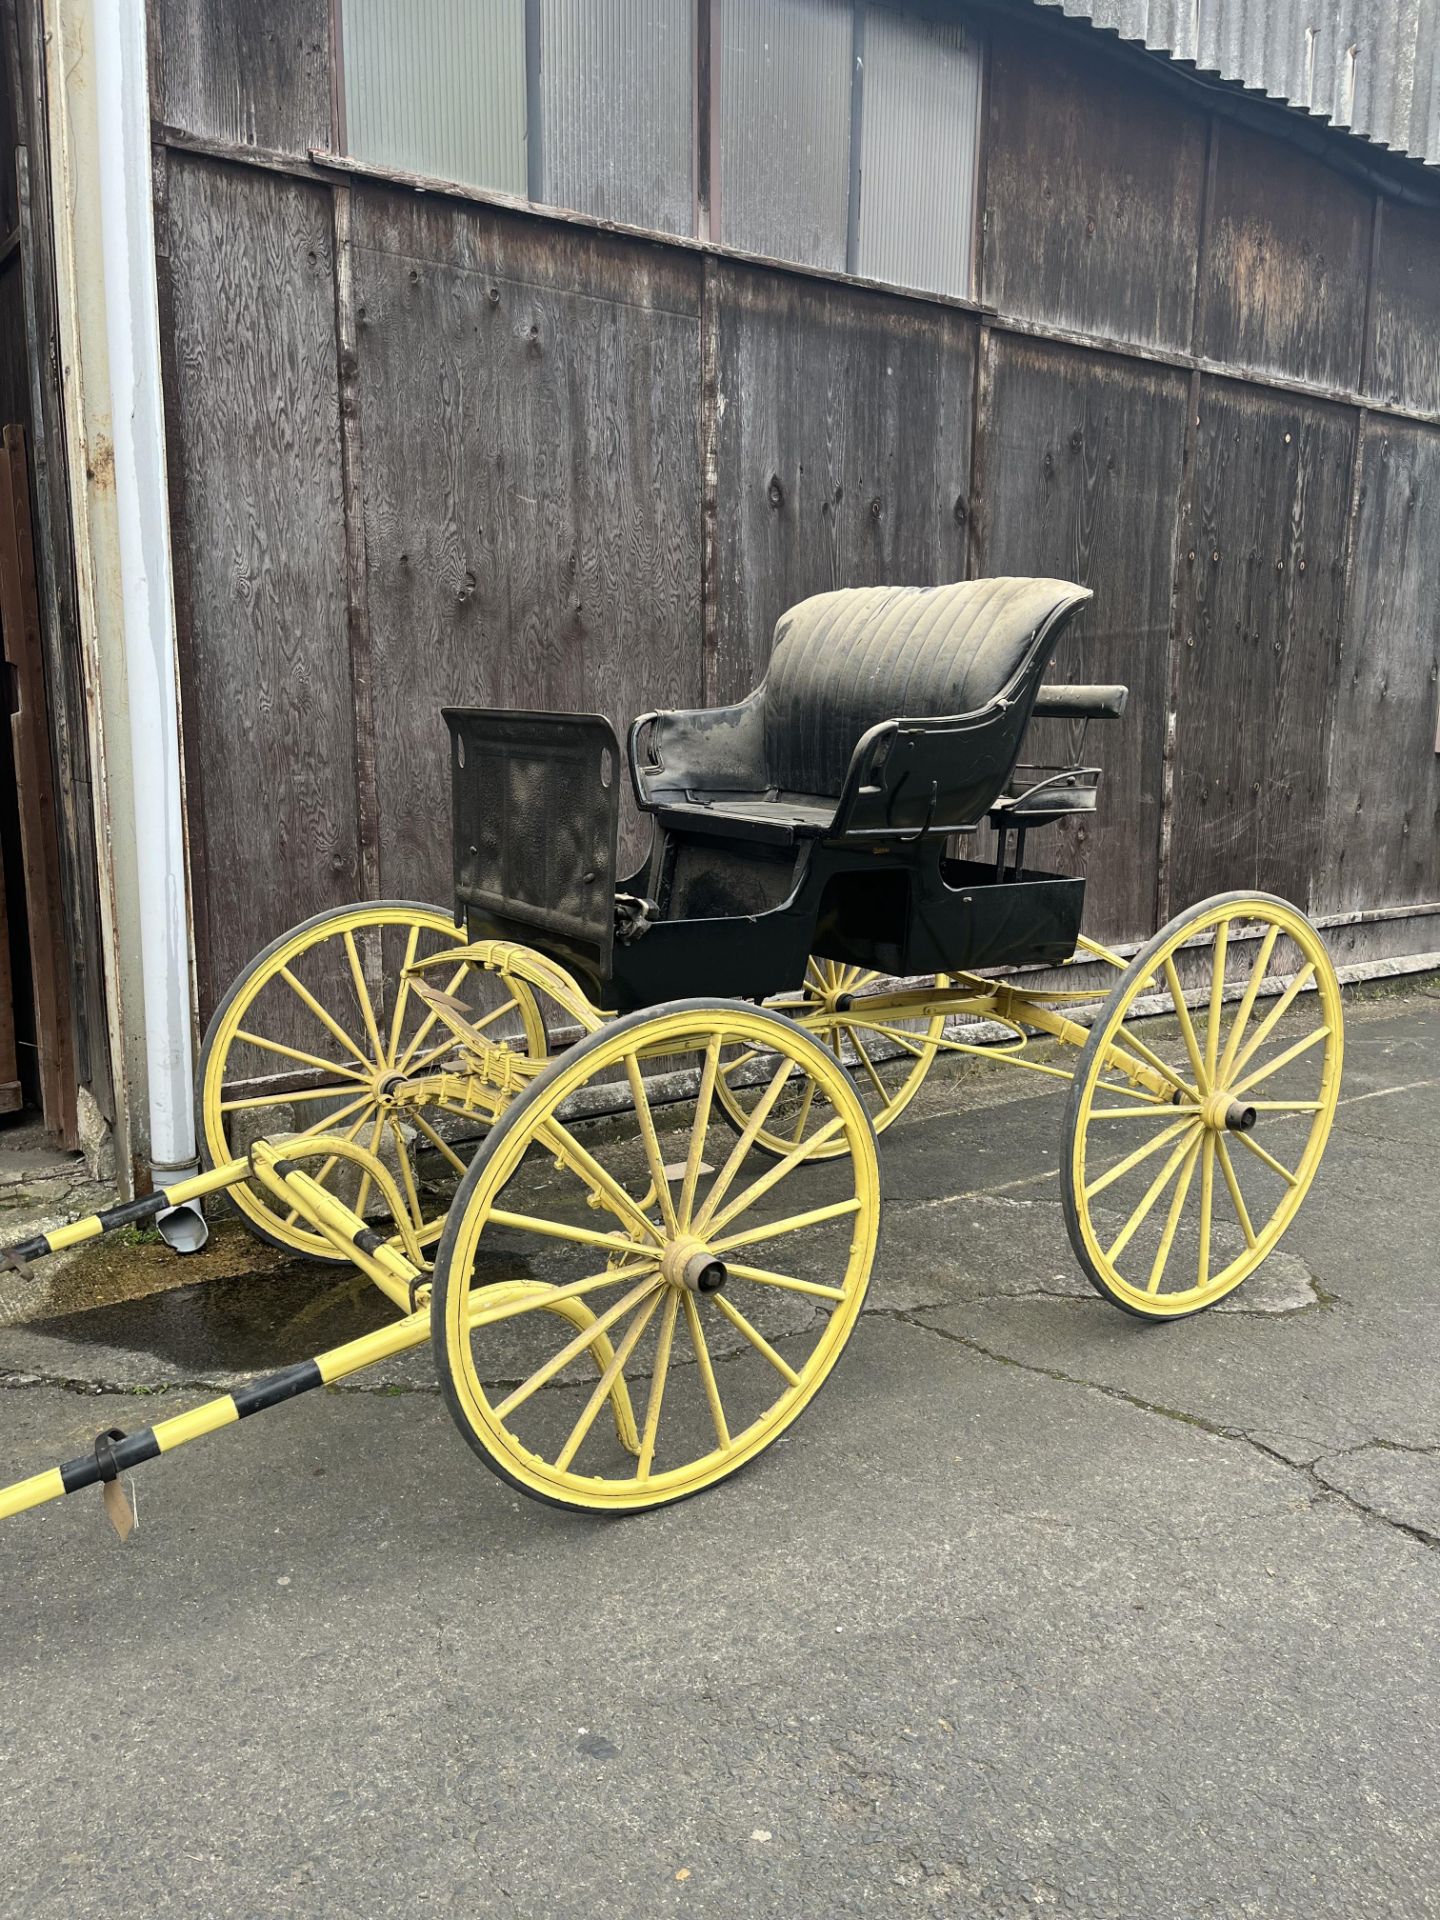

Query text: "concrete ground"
[2, 981, 1439, 1918]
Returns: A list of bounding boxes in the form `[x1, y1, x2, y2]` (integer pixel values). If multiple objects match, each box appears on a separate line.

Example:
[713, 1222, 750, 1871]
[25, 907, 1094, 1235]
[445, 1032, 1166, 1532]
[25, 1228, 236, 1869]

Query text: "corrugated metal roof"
[1031, 0, 1440, 170]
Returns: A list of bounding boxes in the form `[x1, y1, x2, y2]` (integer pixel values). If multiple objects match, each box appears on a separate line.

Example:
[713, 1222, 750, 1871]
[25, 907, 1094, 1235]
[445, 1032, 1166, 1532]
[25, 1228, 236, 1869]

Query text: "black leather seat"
[630, 576, 1092, 843]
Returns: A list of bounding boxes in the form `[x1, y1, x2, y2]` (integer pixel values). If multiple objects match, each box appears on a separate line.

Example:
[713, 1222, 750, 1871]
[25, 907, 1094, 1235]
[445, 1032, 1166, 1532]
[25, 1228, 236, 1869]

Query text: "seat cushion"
[763, 577, 1090, 797]
[656, 792, 837, 847]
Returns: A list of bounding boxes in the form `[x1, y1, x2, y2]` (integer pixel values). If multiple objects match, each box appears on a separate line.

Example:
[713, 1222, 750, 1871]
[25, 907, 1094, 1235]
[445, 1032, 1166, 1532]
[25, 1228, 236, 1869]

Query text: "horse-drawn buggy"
[0, 576, 1341, 1524]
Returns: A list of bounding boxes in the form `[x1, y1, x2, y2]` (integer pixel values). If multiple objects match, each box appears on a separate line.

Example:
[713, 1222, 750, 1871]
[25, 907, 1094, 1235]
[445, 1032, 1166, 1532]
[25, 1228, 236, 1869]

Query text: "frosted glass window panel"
[342, 0, 527, 195]
[857, 7, 982, 299]
[717, 0, 854, 270]
[537, 0, 695, 235]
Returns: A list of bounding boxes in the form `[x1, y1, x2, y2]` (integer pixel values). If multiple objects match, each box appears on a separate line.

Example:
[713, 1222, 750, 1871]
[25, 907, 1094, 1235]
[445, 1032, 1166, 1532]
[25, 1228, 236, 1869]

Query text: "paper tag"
[102, 1476, 135, 1542]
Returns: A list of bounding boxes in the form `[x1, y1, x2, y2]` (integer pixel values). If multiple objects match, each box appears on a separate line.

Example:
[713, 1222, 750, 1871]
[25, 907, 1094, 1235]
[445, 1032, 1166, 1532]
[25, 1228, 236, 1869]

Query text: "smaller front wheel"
[431, 999, 881, 1511]
[1061, 892, 1342, 1318]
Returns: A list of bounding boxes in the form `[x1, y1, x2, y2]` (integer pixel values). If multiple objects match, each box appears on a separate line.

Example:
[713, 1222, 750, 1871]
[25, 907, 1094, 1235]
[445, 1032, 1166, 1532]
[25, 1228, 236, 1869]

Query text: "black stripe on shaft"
[5, 1233, 50, 1263]
[354, 1227, 386, 1255]
[59, 1429, 161, 1495]
[96, 1192, 173, 1234]
[232, 1360, 323, 1419]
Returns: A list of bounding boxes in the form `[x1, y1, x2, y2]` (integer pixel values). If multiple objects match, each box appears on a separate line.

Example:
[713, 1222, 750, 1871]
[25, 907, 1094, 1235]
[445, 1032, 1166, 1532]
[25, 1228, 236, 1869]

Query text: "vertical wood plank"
[15, 135, 111, 1114]
[1171, 380, 1356, 910]
[352, 191, 704, 896]
[332, 183, 380, 903]
[1319, 418, 1440, 912]
[1365, 200, 1440, 417]
[153, 0, 332, 158]
[982, 336, 1188, 941]
[1196, 122, 1371, 393]
[164, 155, 357, 1017]
[981, 26, 1206, 354]
[699, 252, 720, 705]
[712, 260, 975, 699]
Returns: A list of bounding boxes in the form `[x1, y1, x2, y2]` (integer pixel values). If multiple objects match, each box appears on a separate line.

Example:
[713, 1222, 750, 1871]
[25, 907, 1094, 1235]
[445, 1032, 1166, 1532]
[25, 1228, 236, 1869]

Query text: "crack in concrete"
[882, 1308, 1440, 1555]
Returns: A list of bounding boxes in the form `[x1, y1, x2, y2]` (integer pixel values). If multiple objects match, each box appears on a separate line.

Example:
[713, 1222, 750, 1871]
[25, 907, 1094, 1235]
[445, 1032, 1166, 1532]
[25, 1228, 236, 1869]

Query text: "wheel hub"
[660, 1236, 727, 1293]
[1199, 1088, 1257, 1132]
[373, 1068, 409, 1108]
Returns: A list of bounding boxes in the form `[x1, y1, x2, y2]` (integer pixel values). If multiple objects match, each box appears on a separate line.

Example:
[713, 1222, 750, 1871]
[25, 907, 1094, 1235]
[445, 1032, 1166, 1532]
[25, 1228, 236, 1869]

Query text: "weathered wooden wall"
[0, 0, 113, 1119]
[147, 4, 1440, 1024]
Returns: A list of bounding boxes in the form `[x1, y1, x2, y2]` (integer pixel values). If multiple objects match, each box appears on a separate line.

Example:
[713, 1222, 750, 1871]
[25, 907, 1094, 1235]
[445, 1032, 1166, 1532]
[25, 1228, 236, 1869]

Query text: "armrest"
[627, 689, 769, 810]
[1031, 684, 1129, 720]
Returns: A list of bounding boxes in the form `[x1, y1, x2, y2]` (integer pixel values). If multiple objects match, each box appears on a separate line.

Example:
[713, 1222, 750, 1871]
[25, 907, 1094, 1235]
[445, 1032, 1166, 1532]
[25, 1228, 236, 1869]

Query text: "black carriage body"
[447, 577, 1122, 1011]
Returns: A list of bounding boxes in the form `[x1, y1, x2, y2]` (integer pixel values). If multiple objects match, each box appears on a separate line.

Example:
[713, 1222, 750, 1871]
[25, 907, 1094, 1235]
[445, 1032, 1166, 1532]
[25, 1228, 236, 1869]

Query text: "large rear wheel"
[1061, 893, 1342, 1318]
[716, 958, 948, 1158]
[198, 901, 546, 1262]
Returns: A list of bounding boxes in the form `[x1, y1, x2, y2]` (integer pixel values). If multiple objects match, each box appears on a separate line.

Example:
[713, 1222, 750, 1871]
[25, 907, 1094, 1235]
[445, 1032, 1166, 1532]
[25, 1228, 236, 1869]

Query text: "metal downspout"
[91, 1, 204, 1245]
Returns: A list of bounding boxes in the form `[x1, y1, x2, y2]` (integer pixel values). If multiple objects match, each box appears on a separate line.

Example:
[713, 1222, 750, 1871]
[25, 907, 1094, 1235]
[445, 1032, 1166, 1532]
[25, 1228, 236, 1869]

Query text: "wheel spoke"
[409, 1109, 468, 1176]
[1203, 918, 1229, 1083]
[1105, 1127, 1201, 1264]
[1102, 1024, 1194, 1099]
[703, 1115, 848, 1241]
[849, 1029, 890, 1105]
[1197, 1131, 1215, 1292]
[853, 1020, 929, 1060]
[1162, 955, 1210, 1095]
[1233, 1129, 1300, 1188]
[495, 1273, 662, 1419]
[386, 922, 424, 1061]
[712, 1195, 863, 1254]
[1090, 1074, 1172, 1109]
[624, 1054, 680, 1235]
[725, 1262, 847, 1302]
[679, 1033, 722, 1230]
[1216, 925, 1280, 1085]
[636, 1289, 681, 1479]
[221, 1082, 371, 1111]
[468, 1261, 656, 1329]
[1228, 963, 1316, 1082]
[292, 1093, 373, 1142]
[284, 1101, 375, 1223]
[279, 966, 374, 1070]
[1147, 1133, 1202, 1293]
[389, 1115, 425, 1225]
[554, 1291, 664, 1472]
[1084, 1115, 1195, 1201]
[710, 1293, 802, 1387]
[484, 1205, 659, 1260]
[343, 928, 385, 1062]
[538, 1118, 667, 1245]
[694, 1057, 800, 1231]
[683, 1290, 731, 1449]
[233, 1029, 368, 1081]
[788, 1075, 817, 1147]
[719, 1046, 762, 1079]
[353, 1109, 385, 1221]
[1215, 1136, 1257, 1247]
[1229, 1024, 1331, 1097]
[1088, 1102, 1191, 1120]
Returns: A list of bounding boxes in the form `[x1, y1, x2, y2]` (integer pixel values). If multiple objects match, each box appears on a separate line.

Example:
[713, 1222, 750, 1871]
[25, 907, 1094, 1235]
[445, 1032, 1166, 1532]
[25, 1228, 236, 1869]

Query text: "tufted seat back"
[762, 577, 1091, 797]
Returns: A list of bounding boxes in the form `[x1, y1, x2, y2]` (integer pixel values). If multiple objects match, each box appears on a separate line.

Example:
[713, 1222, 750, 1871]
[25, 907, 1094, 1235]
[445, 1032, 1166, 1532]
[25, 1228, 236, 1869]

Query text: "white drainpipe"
[91, 2, 204, 1243]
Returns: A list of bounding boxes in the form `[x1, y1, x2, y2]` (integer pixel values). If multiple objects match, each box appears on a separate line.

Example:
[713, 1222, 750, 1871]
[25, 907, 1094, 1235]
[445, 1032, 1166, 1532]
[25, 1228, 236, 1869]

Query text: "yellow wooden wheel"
[715, 957, 948, 1158]
[431, 999, 881, 1511]
[198, 900, 547, 1263]
[1061, 892, 1342, 1318]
